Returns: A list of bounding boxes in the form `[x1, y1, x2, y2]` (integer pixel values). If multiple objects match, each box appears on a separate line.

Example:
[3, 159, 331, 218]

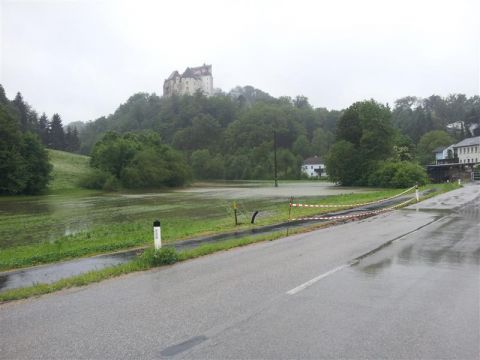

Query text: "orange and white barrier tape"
[291, 197, 416, 222]
[289, 186, 416, 208]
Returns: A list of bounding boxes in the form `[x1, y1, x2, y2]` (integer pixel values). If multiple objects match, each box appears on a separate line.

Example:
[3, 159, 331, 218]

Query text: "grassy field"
[47, 149, 92, 193]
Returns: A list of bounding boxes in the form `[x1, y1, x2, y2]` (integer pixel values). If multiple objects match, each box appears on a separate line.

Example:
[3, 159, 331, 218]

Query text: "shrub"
[368, 161, 428, 188]
[79, 169, 111, 189]
[87, 131, 191, 190]
[141, 247, 178, 266]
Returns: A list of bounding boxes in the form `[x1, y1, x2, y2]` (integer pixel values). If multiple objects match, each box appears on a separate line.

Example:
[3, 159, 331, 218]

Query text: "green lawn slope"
[47, 150, 91, 193]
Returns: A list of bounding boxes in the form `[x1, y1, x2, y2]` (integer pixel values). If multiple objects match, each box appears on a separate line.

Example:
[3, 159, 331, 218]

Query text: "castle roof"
[182, 67, 199, 79]
[167, 71, 180, 80]
[182, 64, 212, 78]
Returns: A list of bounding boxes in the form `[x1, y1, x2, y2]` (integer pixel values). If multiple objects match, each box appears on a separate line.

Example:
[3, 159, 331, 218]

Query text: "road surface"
[1, 185, 479, 359]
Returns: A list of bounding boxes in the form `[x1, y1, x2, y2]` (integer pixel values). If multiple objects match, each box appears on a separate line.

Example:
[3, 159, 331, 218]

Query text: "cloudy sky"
[1, 0, 479, 124]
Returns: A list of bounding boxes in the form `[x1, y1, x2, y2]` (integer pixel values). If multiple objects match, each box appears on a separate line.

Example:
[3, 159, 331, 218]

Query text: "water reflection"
[354, 197, 480, 276]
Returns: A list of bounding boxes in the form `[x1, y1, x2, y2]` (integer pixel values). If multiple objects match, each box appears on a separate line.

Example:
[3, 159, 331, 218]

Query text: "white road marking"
[286, 264, 350, 295]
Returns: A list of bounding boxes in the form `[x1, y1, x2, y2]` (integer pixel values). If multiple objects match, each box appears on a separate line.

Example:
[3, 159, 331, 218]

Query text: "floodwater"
[0, 181, 368, 249]
[0, 181, 380, 292]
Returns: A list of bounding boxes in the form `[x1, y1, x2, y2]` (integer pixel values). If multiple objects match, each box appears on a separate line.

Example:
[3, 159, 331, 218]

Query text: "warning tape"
[291, 197, 416, 222]
[289, 186, 416, 208]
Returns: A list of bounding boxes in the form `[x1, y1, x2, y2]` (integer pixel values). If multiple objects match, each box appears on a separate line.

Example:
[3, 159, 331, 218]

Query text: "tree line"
[0, 85, 51, 194]
[79, 88, 340, 182]
[78, 88, 479, 186]
[2, 80, 480, 193]
[3, 86, 80, 152]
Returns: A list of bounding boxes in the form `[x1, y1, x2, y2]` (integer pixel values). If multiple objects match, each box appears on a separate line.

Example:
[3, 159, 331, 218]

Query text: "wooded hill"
[77, 87, 480, 180]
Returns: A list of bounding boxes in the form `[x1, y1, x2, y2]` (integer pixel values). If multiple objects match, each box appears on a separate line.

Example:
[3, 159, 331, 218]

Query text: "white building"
[453, 136, 480, 165]
[433, 145, 455, 164]
[301, 156, 327, 177]
[163, 64, 213, 97]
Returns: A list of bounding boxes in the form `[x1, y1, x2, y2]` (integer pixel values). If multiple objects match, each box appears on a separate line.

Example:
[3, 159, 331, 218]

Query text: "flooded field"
[0, 181, 369, 249]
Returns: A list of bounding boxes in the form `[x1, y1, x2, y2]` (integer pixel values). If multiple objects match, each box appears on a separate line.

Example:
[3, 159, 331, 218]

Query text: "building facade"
[453, 136, 480, 165]
[163, 64, 213, 97]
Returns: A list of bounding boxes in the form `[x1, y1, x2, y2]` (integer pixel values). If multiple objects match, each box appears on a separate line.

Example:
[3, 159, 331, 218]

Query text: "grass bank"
[47, 149, 93, 194]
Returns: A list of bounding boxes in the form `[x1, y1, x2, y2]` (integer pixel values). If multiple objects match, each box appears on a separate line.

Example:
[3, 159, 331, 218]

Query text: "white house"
[453, 136, 480, 165]
[163, 64, 213, 97]
[432, 145, 455, 164]
[301, 156, 327, 177]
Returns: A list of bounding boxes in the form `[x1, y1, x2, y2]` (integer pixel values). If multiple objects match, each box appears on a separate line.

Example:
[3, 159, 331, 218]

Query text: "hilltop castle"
[163, 64, 213, 97]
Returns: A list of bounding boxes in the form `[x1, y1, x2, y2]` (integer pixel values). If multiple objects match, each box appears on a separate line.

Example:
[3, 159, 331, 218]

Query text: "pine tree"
[13, 92, 29, 131]
[64, 126, 80, 152]
[0, 84, 8, 105]
[38, 113, 49, 145]
[48, 113, 65, 150]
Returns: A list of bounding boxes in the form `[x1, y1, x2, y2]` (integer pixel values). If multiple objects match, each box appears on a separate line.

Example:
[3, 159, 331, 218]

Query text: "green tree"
[416, 130, 454, 165]
[311, 128, 334, 158]
[0, 104, 51, 194]
[65, 126, 81, 152]
[292, 135, 312, 158]
[20, 133, 52, 194]
[89, 131, 190, 189]
[38, 113, 49, 145]
[48, 113, 65, 150]
[329, 100, 394, 185]
[191, 149, 225, 179]
[326, 140, 360, 185]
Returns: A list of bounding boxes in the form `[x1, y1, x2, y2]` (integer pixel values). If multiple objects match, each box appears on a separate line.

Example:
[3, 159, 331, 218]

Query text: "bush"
[86, 131, 191, 190]
[141, 247, 178, 266]
[79, 169, 120, 191]
[368, 161, 428, 188]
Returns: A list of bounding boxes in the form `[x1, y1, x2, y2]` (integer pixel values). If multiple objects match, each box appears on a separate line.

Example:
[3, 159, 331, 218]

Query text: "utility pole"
[273, 130, 278, 187]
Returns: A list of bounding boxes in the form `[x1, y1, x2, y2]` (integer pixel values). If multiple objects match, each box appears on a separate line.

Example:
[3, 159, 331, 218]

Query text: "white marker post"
[153, 220, 162, 250]
[458, 178, 462, 185]
[415, 184, 420, 202]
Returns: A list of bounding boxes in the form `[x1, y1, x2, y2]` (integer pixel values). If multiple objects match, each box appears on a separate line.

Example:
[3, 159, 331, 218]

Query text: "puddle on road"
[353, 196, 480, 276]
[0, 252, 139, 292]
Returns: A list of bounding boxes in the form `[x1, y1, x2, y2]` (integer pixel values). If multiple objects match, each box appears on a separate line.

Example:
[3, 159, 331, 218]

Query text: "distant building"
[427, 136, 480, 182]
[453, 136, 480, 165]
[301, 156, 327, 177]
[432, 145, 455, 164]
[163, 64, 213, 97]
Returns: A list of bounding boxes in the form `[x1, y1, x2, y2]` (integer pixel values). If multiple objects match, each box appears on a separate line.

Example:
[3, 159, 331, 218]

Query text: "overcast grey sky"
[1, 0, 479, 124]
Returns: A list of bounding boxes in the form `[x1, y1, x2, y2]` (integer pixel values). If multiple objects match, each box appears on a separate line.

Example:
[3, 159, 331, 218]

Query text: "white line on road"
[286, 264, 351, 295]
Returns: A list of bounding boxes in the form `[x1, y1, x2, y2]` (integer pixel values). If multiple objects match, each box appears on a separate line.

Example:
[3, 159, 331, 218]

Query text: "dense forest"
[77, 87, 479, 184]
[0, 85, 51, 194]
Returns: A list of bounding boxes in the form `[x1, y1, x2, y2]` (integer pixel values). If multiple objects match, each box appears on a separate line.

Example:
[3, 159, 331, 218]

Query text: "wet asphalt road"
[1, 185, 479, 359]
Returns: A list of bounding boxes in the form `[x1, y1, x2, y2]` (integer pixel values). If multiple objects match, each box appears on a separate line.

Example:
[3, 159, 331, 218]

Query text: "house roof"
[303, 156, 324, 165]
[432, 146, 446, 153]
[453, 136, 480, 148]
